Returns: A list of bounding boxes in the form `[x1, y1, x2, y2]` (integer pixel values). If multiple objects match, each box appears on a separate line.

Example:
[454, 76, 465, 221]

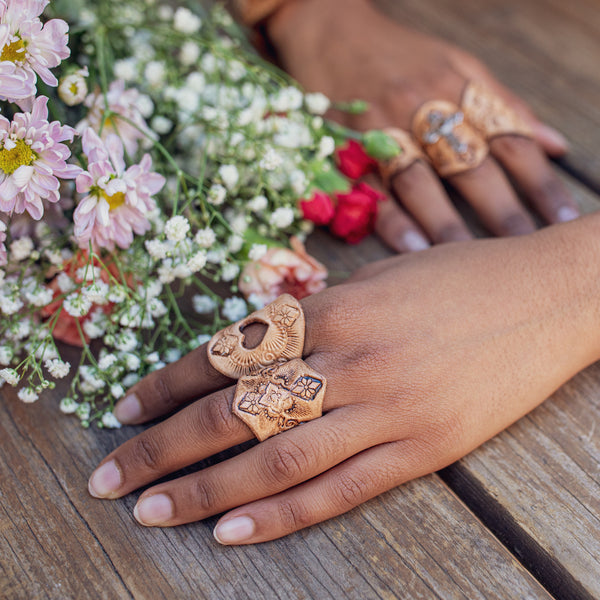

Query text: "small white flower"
[269, 207, 295, 229]
[289, 170, 308, 196]
[260, 148, 283, 171]
[249, 244, 268, 261]
[0, 346, 13, 366]
[146, 351, 160, 364]
[218, 165, 239, 191]
[145, 61, 167, 88]
[187, 251, 208, 273]
[0, 296, 24, 315]
[201, 53, 217, 74]
[207, 183, 227, 206]
[151, 115, 173, 135]
[82, 282, 110, 305]
[76, 402, 91, 421]
[113, 329, 139, 352]
[180, 41, 201, 66]
[248, 293, 267, 310]
[0, 368, 20, 386]
[207, 247, 227, 264]
[194, 334, 212, 347]
[227, 235, 244, 254]
[76, 266, 101, 282]
[228, 60, 246, 82]
[222, 297, 248, 322]
[45, 359, 70, 379]
[114, 58, 138, 82]
[121, 353, 140, 371]
[173, 7, 202, 33]
[56, 273, 76, 294]
[107, 286, 128, 304]
[110, 384, 125, 400]
[305, 92, 331, 115]
[318, 135, 336, 159]
[102, 411, 122, 428]
[10, 237, 34, 262]
[157, 5, 174, 20]
[18, 388, 39, 403]
[165, 216, 191, 242]
[221, 263, 240, 282]
[271, 87, 303, 112]
[137, 94, 155, 118]
[145, 239, 169, 260]
[98, 354, 118, 371]
[60, 397, 78, 414]
[164, 348, 182, 363]
[248, 195, 268, 212]
[193, 295, 217, 314]
[63, 293, 93, 318]
[185, 72, 206, 93]
[194, 228, 216, 248]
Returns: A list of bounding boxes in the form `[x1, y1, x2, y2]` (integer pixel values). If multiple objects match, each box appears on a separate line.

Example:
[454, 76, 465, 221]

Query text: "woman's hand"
[265, 0, 578, 252]
[88, 216, 600, 544]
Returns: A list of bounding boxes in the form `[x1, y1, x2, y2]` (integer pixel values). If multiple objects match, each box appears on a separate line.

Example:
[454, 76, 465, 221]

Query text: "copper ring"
[462, 81, 533, 141]
[412, 100, 489, 177]
[208, 294, 326, 441]
[378, 128, 428, 187]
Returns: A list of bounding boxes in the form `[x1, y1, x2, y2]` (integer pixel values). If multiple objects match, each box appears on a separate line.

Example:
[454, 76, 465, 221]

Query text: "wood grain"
[1, 381, 550, 599]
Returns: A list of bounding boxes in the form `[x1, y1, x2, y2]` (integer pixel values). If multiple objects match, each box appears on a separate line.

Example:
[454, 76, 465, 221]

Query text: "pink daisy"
[0, 95, 81, 220]
[78, 80, 152, 156]
[74, 128, 165, 250]
[0, 0, 70, 106]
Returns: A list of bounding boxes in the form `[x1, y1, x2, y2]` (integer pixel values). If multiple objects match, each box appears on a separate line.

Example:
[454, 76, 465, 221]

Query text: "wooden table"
[2, 0, 600, 598]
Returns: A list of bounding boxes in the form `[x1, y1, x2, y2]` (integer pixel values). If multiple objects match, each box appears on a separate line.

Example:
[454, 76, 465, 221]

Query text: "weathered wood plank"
[374, 0, 600, 190]
[1, 380, 551, 599]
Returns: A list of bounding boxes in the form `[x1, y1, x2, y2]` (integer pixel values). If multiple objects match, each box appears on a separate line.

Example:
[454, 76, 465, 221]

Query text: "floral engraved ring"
[412, 100, 489, 177]
[208, 294, 327, 440]
[233, 359, 326, 441]
[208, 293, 306, 379]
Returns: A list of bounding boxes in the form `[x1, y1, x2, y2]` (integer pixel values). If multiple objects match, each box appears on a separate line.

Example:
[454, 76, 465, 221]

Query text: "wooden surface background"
[2, 0, 600, 598]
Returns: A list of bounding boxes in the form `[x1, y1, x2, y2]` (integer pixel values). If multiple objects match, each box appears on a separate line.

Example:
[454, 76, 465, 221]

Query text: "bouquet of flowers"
[0, 0, 398, 427]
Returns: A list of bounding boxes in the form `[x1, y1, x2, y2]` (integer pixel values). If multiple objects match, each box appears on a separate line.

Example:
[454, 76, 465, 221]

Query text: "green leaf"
[312, 168, 351, 194]
[363, 130, 402, 160]
[336, 100, 370, 115]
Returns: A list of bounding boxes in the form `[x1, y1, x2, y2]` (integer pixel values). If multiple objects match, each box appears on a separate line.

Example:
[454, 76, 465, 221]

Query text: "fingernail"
[134, 494, 174, 526]
[556, 206, 579, 223]
[89, 460, 122, 498]
[539, 124, 569, 151]
[114, 393, 142, 424]
[402, 231, 430, 252]
[213, 516, 255, 545]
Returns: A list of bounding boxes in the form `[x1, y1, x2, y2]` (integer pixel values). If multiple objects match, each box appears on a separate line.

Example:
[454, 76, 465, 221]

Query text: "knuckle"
[152, 371, 177, 412]
[192, 478, 218, 514]
[263, 440, 311, 485]
[434, 222, 471, 244]
[532, 176, 566, 205]
[277, 498, 313, 532]
[333, 471, 373, 510]
[201, 391, 237, 439]
[132, 436, 164, 473]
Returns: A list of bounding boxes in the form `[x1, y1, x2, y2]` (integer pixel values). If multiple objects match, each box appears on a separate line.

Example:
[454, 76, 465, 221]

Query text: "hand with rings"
[88, 216, 600, 544]
[264, 0, 579, 252]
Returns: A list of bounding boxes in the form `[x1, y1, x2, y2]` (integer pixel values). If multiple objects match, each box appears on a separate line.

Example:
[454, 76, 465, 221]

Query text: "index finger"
[114, 298, 324, 425]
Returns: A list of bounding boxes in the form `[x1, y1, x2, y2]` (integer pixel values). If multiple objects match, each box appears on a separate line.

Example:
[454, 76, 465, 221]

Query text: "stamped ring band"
[208, 294, 326, 441]
[378, 127, 428, 188]
[461, 81, 534, 141]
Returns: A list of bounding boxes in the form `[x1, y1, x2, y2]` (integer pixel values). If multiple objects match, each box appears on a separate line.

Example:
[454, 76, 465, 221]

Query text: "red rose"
[330, 183, 385, 244]
[336, 139, 377, 179]
[300, 190, 335, 225]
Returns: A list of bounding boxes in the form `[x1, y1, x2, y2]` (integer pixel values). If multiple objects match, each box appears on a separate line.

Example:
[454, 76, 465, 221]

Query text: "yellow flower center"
[101, 190, 126, 211]
[0, 139, 36, 176]
[0, 38, 26, 64]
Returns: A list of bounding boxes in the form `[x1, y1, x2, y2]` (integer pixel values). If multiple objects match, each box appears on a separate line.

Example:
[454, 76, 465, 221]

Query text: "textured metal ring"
[378, 128, 428, 188]
[208, 294, 326, 441]
[412, 100, 489, 177]
[462, 81, 533, 141]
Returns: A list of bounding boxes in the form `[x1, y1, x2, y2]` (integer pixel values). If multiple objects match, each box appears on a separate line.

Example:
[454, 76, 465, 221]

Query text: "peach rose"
[239, 237, 327, 307]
